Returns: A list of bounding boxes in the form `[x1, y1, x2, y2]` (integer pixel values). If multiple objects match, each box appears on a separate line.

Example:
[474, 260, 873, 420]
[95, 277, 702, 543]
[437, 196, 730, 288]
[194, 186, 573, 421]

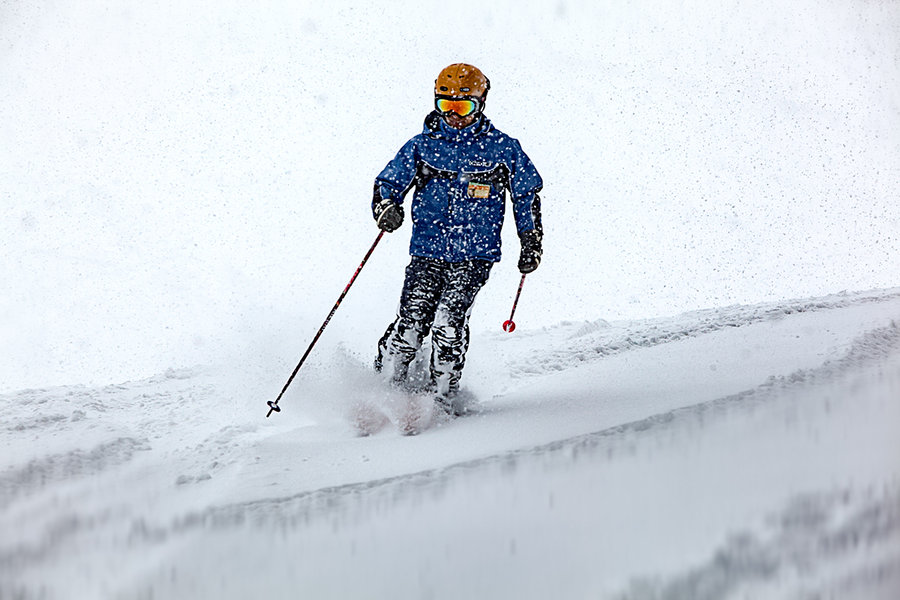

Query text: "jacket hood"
[423, 111, 494, 140]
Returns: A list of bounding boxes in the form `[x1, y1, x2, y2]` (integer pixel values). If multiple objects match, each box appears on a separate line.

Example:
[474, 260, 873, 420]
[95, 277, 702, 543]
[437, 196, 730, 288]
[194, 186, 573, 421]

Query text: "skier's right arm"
[372, 138, 418, 232]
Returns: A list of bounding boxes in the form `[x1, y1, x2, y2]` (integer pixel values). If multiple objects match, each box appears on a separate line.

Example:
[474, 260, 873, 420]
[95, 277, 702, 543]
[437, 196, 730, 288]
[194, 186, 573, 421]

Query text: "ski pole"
[502, 274, 527, 333]
[267, 230, 385, 418]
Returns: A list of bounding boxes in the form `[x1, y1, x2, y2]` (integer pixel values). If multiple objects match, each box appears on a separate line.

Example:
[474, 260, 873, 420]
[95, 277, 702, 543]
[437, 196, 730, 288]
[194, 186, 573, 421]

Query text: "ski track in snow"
[501, 288, 900, 380]
[0, 437, 150, 510]
[0, 367, 266, 587]
[1, 288, 899, 599]
[615, 485, 900, 600]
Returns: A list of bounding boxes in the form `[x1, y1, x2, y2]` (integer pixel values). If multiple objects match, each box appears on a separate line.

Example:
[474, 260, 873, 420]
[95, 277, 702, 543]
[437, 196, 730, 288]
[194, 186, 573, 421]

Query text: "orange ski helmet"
[434, 63, 490, 99]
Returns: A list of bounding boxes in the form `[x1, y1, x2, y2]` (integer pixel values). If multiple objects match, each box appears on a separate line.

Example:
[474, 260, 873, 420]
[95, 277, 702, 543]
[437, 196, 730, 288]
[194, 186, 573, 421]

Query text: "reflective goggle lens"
[435, 97, 478, 117]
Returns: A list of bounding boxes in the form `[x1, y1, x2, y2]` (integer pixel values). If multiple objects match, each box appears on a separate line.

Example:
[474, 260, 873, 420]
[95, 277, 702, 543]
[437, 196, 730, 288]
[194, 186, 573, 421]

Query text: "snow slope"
[2, 288, 899, 599]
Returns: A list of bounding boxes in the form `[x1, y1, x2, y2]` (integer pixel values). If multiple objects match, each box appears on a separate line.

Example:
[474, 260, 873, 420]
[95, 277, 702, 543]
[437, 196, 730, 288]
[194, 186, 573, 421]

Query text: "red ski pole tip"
[502, 320, 516, 333]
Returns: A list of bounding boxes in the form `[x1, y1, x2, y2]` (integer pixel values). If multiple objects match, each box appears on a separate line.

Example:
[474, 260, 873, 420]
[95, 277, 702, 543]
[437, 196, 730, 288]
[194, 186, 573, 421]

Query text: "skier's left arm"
[507, 139, 544, 273]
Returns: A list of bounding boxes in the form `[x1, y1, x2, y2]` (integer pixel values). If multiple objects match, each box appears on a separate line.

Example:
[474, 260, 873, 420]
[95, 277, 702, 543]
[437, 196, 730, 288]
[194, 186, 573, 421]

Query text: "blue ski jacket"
[373, 112, 543, 263]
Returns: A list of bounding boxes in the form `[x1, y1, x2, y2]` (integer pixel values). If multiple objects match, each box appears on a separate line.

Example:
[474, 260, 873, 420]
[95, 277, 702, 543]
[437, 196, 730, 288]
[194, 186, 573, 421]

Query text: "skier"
[372, 63, 543, 416]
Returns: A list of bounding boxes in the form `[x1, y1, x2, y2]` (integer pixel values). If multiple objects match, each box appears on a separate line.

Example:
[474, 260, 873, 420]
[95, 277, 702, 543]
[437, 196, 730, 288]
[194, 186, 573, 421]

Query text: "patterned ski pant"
[376, 256, 492, 398]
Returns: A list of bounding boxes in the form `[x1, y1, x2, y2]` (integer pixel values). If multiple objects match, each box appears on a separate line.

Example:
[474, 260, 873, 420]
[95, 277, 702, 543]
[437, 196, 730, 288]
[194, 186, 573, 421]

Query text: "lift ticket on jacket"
[467, 182, 490, 198]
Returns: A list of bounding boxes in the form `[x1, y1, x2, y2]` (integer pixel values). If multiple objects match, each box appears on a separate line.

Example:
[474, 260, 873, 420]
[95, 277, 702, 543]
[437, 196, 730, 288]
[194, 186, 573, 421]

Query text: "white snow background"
[1, 1, 899, 598]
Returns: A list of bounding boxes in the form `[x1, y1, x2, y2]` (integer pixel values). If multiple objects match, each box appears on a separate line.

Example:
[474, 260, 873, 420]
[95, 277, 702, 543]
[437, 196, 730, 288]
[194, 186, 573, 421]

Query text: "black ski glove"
[374, 199, 403, 232]
[518, 230, 542, 274]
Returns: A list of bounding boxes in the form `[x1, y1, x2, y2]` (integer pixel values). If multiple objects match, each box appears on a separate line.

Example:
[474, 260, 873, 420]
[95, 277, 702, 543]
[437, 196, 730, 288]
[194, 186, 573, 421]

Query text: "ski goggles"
[435, 95, 483, 117]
